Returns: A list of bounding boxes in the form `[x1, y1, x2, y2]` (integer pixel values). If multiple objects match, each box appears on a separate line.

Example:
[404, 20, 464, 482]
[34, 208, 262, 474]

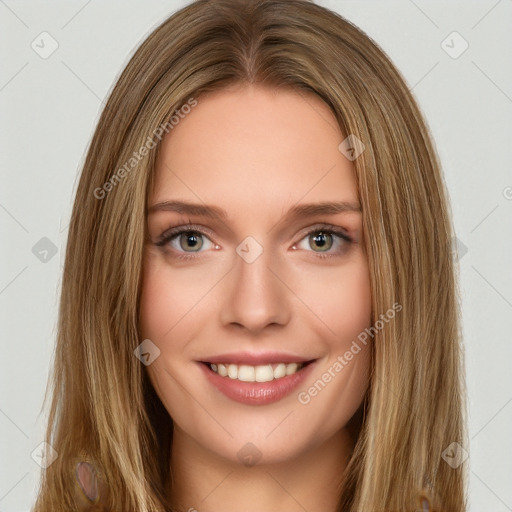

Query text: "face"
[139, 83, 372, 466]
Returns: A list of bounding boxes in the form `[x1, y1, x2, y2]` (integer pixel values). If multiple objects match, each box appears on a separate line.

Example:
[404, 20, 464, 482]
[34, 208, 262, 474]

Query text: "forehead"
[151, 84, 358, 213]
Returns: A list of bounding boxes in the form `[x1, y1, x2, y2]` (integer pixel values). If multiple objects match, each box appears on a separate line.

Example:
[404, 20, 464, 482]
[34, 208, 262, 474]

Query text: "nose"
[219, 243, 291, 334]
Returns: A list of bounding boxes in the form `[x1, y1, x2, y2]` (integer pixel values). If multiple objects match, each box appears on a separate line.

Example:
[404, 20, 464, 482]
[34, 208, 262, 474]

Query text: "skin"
[139, 83, 372, 512]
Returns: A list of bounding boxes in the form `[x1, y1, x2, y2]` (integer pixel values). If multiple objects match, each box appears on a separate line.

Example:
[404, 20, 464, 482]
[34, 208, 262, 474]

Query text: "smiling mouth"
[200, 360, 316, 383]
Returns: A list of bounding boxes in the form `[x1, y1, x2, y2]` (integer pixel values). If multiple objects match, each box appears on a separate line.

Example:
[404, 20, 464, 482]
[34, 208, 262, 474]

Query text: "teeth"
[227, 364, 238, 379]
[255, 364, 274, 382]
[238, 365, 255, 382]
[273, 363, 286, 379]
[285, 363, 298, 375]
[209, 362, 304, 382]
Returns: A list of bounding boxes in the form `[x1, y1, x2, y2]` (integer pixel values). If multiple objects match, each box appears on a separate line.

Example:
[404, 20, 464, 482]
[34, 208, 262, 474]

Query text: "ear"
[76, 462, 98, 501]
[75, 460, 110, 511]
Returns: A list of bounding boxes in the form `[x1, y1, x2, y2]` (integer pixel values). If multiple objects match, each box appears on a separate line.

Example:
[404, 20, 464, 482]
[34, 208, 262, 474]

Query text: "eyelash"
[155, 223, 353, 261]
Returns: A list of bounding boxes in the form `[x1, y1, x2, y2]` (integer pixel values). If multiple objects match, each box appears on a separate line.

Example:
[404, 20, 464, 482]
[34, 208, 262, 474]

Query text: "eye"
[155, 224, 216, 260]
[173, 231, 211, 252]
[292, 225, 353, 258]
[155, 223, 353, 261]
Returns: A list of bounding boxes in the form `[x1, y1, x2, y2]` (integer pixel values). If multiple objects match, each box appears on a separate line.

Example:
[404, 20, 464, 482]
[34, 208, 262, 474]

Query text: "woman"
[33, 0, 467, 510]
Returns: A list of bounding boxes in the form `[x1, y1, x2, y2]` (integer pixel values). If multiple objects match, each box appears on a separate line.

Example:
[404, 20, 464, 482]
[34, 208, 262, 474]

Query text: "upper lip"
[199, 351, 317, 366]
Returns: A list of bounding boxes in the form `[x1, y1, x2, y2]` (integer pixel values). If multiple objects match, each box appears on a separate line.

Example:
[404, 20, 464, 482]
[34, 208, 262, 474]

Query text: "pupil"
[181, 232, 202, 251]
[311, 232, 332, 251]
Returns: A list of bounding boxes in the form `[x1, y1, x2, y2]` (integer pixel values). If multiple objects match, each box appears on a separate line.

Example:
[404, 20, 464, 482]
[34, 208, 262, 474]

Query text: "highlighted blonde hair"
[33, 0, 467, 510]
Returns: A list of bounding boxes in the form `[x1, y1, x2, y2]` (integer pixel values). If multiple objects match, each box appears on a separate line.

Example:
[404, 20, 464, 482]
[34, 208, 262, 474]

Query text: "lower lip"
[198, 361, 317, 406]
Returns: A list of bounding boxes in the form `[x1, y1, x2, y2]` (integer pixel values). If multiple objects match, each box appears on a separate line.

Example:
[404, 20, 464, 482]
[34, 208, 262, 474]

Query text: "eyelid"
[295, 223, 352, 243]
[155, 222, 353, 257]
[155, 223, 216, 247]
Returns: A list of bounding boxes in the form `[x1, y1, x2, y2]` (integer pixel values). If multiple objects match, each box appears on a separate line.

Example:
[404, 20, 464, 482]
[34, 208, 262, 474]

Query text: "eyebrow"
[148, 200, 361, 222]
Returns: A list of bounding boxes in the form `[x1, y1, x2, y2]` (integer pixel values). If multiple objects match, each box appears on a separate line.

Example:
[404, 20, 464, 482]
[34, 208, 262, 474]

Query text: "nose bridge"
[221, 237, 290, 332]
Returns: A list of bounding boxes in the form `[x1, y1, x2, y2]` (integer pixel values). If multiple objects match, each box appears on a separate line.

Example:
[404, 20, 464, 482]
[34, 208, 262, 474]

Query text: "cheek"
[292, 254, 372, 347]
[138, 256, 206, 418]
[139, 271, 174, 344]
[139, 267, 177, 342]
[138, 253, 215, 342]
[332, 269, 371, 341]
[139, 249, 372, 355]
[289, 257, 372, 442]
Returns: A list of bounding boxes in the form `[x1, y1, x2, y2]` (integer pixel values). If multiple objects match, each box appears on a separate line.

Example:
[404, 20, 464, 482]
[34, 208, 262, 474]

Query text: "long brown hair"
[33, 0, 467, 510]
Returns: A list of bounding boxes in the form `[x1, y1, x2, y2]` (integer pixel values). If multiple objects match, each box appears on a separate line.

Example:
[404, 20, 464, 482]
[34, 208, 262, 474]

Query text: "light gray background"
[1, 1, 511, 511]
